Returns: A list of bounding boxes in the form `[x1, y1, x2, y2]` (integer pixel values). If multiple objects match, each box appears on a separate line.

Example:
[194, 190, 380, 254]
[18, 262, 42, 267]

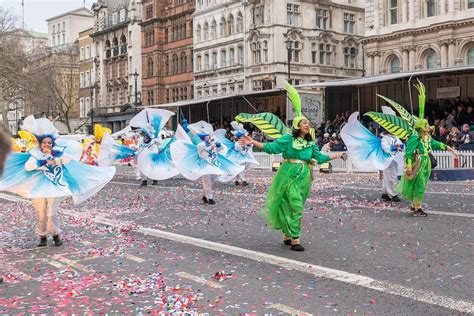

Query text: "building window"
[80, 47, 84, 60]
[211, 19, 217, 39]
[426, 51, 439, 69]
[229, 48, 235, 65]
[52, 36, 55, 46]
[237, 12, 244, 32]
[311, 43, 317, 63]
[252, 5, 265, 25]
[238, 46, 244, 65]
[319, 44, 332, 65]
[221, 50, 227, 67]
[86, 45, 90, 59]
[426, 0, 436, 17]
[180, 52, 187, 72]
[220, 17, 226, 37]
[204, 54, 209, 70]
[287, 4, 300, 26]
[196, 55, 202, 71]
[80, 72, 84, 88]
[85, 98, 90, 118]
[389, 55, 401, 73]
[344, 13, 355, 33]
[344, 47, 357, 68]
[146, 5, 153, 19]
[316, 9, 330, 29]
[196, 24, 201, 42]
[120, 9, 126, 22]
[227, 14, 235, 35]
[80, 98, 85, 118]
[147, 57, 153, 77]
[173, 54, 179, 73]
[467, 47, 474, 64]
[62, 34, 65, 44]
[203, 22, 209, 41]
[251, 42, 261, 64]
[291, 41, 301, 62]
[469, 0, 474, 8]
[389, 0, 398, 24]
[212, 51, 218, 69]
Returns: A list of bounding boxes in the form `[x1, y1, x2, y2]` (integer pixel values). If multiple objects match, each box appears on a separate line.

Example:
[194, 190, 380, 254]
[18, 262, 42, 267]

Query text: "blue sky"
[2, 0, 95, 33]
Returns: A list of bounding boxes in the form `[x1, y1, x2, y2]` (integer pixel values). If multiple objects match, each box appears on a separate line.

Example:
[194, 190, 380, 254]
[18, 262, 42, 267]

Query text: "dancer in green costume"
[239, 83, 345, 251]
[362, 81, 455, 217]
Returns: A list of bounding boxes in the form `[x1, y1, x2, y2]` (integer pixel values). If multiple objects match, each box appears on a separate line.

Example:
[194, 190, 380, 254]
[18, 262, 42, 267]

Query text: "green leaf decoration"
[235, 112, 289, 139]
[377, 94, 416, 132]
[284, 82, 302, 117]
[364, 112, 411, 140]
[413, 79, 426, 119]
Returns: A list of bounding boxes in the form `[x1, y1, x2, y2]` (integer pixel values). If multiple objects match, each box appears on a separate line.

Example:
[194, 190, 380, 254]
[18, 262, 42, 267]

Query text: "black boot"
[53, 235, 63, 246]
[412, 209, 428, 217]
[290, 238, 305, 252]
[391, 195, 401, 202]
[242, 181, 249, 186]
[202, 196, 208, 204]
[38, 236, 47, 247]
[140, 180, 147, 186]
[208, 199, 216, 205]
[235, 181, 240, 185]
[283, 236, 292, 246]
[381, 193, 391, 201]
[152, 180, 158, 185]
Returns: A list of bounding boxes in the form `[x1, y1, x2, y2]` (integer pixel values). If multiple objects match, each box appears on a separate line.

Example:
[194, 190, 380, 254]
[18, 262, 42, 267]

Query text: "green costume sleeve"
[405, 135, 419, 168]
[430, 138, 447, 150]
[312, 145, 331, 164]
[262, 134, 292, 154]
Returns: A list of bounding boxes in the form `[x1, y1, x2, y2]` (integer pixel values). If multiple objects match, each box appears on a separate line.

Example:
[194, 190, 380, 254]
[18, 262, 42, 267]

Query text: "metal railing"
[252, 151, 474, 172]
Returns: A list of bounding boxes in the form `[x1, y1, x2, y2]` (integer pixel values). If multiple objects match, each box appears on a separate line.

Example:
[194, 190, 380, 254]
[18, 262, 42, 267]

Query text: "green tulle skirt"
[259, 162, 312, 238]
[396, 156, 431, 207]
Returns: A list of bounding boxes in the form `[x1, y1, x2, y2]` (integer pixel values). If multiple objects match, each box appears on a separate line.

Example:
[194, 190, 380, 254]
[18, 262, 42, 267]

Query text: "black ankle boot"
[38, 236, 47, 247]
[242, 181, 249, 186]
[140, 180, 147, 186]
[208, 199, 216, 205]
[202, 196, 208, 204]
[53, 235, 63, 246]
[290, 238, 305, 251]
[152, 180, 158, 185]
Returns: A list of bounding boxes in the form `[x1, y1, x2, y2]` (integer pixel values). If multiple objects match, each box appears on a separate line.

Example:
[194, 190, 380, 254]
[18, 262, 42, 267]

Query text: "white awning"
[297, 65, 474, 88]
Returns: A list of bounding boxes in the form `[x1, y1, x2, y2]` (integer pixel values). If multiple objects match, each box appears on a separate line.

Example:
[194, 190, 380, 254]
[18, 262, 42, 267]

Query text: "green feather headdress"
[284, 82, 306, 129]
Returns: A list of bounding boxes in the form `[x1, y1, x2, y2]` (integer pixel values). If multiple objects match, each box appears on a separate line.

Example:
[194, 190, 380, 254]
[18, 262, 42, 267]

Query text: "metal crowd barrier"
[253, 151, 474, 172]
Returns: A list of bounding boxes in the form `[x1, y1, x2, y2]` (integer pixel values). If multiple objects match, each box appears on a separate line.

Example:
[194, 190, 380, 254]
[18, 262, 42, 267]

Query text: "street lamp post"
[132, 69, 139, 108]
[89, 83, 97, 134]
[285, 38, 292, 83]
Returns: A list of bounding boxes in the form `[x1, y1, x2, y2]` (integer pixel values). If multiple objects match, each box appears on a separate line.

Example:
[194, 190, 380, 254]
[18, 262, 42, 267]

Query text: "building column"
[374, 54, 380, 75]
[402, 0, 408, 23]
[440, 43, 448, 68]
[373, 0, 380, 30]
[448, 0, 455, 13]
[440, 0, 447, 14]
[409, 0, 415, 22]
[367, 55, 374, 76]
[448, 41, 456, 67]
[409, 48, 416, 70]
[402, 49, 409, 72]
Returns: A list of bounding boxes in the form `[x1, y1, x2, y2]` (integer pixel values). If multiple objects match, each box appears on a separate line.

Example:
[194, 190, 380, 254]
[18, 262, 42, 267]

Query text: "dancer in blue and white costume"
[171, 120, 244, 205]
[380, 131, 404, 202]
[130, 108, 179, 186]
[215, 121, 259, 186]
[0, 116, 115, 247]
[97, 132, 138, 167]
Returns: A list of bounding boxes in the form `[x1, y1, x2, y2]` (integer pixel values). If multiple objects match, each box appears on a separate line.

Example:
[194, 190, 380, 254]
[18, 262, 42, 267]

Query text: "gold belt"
[284, 159, 309, 164]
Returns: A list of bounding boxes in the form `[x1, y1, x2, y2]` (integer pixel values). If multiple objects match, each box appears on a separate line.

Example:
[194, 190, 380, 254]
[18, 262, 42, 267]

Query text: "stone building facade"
[363, 0, 474, 75]
[140, 0, 195, 106]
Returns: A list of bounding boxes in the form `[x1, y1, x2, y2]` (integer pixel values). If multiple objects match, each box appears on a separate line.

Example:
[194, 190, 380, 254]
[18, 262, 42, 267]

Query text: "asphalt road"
[1, 166, 473, 314]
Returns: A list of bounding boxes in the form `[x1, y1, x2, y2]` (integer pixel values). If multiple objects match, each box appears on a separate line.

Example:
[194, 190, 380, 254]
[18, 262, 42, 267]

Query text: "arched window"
[196, 54, 202, 71]
[389, 55, 400, 73]
[147, 57, 153, 77]
[262, 40, 268, 62]
[172, 54, 179, 73]
[220, 17, 226, 37]
[344, 47, 358, 68]
[210, 19, 217, 39]
[237, 12, 244, 32]
[220, 49, 227, 67]
[203, 22, 209, 41]
[227, 14, 234, 35]
[180, 52, 187, 72]
[196, 24, 201, 42]
[426, 50, 439, 69]
[467, 47, 474, 65]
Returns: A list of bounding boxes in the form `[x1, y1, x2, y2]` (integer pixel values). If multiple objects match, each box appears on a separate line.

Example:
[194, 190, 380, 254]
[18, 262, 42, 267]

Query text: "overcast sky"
[2, 0, 95, 33]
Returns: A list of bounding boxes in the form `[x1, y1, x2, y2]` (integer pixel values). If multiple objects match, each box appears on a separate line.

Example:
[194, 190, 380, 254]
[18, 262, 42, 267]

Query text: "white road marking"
[267, 303, 312, 316]
[349, 205, 474, 219]
[6, 266, 33, 281]
[47, 260, 65, 269]
[61, 209, 474, 314]
[55, 255, 94, 273]
[333, 185, 474, 196]
[124, 253, 146, 263]
[175, 271, 225, 289]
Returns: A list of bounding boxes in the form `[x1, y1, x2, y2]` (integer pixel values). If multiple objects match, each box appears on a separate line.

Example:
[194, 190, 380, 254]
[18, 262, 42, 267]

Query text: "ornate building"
[90, 0, 143, 131]
[363, 0, 474, 75]
[193, 0, 245, 99]
[140, 0, 194, 106]
[244, 0, 365, 91]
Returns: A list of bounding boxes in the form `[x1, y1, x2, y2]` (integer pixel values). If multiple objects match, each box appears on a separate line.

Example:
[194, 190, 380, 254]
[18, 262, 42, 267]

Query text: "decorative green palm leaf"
[235, 112, 289, 139]
[364, 112, 411, 140]
[413, 79, 426, 119]
[377, 95, 416, 132]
